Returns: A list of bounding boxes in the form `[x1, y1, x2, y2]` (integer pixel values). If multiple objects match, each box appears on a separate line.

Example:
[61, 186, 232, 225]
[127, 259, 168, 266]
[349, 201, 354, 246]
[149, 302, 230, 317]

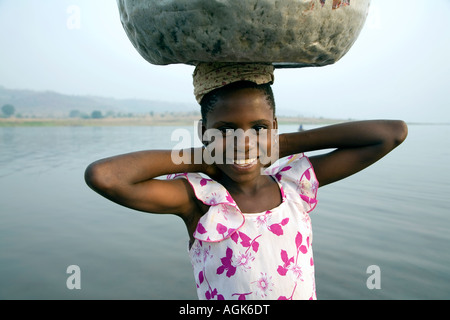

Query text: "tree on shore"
[91, 110, 103, 119]
[1, 104, 15, 118]
[69, 109, 81, 118]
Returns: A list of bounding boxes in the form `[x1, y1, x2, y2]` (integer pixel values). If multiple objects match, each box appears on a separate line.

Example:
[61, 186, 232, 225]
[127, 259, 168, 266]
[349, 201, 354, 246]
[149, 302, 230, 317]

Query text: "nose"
[230, 129, 258, 157]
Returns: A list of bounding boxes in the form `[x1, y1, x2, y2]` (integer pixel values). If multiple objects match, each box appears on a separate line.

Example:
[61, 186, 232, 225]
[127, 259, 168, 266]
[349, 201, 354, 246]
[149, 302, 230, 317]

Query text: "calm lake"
[1, 123, 449, 300]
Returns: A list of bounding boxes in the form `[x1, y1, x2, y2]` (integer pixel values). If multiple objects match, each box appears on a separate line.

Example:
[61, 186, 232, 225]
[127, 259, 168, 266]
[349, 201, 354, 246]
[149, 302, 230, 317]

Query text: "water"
[1, 124, 449, 300]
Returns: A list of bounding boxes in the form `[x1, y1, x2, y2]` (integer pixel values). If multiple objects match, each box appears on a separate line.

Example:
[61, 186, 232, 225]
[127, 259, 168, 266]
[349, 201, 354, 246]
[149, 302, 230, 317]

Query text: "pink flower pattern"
[169, 153, 318, 300]
[253, 273, 274, 298]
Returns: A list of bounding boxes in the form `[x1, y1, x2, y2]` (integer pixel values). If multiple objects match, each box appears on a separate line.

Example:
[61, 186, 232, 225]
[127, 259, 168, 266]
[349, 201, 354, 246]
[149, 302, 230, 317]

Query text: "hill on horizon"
[0, 85, 198, 118]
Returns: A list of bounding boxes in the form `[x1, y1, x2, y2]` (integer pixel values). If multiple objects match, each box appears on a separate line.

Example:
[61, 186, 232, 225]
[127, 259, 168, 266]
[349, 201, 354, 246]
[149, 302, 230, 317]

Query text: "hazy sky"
[0, 0, 449, 123]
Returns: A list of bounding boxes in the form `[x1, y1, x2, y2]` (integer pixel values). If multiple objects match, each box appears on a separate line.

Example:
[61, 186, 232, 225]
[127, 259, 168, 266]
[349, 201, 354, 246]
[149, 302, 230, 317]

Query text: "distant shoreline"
[0, 116, 345, 127]
[1, 117, 445, 127]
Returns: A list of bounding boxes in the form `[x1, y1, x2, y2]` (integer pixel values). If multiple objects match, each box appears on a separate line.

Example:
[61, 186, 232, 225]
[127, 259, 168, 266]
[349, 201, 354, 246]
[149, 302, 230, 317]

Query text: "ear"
[273, 117, 278, 130]
[197, 119, 208, 146]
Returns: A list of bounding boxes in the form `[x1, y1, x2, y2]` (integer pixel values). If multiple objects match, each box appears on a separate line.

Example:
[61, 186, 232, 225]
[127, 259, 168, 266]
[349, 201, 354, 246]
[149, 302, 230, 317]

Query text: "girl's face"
[202, 88, 278, 183]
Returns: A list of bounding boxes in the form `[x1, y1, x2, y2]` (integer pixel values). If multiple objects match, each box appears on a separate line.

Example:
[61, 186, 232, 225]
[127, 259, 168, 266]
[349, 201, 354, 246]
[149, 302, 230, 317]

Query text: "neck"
[219, 174, 272, 197]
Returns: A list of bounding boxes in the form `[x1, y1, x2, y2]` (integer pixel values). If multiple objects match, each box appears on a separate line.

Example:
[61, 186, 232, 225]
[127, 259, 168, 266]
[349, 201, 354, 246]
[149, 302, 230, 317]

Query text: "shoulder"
[168, 172, 235, 208]
[265, 154, 319, 213]
[265, 154, 316, 181]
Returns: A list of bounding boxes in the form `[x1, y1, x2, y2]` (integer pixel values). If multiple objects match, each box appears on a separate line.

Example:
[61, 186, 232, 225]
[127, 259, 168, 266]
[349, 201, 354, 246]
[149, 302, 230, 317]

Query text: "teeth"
[234, 158, 257, 165]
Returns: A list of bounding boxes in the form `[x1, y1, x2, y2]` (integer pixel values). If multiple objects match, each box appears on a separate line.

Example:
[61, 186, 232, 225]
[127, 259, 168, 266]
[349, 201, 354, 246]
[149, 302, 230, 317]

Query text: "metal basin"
[117, 0, 371, 68]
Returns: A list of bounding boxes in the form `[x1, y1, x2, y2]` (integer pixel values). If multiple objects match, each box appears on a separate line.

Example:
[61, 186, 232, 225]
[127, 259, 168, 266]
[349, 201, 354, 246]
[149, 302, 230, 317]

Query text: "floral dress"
[168, 154, 319, 300]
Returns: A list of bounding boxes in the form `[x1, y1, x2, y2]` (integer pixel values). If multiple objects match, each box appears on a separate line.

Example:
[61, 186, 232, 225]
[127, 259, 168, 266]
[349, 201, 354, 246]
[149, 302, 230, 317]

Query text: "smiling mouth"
[233, 157, 258, 167]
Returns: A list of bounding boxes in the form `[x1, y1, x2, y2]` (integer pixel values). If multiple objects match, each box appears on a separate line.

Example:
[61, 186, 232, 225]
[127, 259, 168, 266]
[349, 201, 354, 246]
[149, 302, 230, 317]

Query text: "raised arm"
[84, 148, 209, 217]
[279, 120, 408, 187]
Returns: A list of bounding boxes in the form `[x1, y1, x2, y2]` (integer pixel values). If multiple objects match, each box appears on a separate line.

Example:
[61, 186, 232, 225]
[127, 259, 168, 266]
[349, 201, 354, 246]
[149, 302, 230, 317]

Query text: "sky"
[0, 0, 449, 123]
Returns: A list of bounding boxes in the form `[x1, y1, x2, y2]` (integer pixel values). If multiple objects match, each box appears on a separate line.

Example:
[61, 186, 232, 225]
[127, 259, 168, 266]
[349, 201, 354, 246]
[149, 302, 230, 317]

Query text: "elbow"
[392, 120, 408, 147]
[84, 160, 116, 194]
[378, 120, 408, 153]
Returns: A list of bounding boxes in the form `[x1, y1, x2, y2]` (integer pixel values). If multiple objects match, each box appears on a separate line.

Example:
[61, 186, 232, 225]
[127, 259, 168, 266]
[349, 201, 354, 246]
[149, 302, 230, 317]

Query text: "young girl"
[85, 63, 407, 300]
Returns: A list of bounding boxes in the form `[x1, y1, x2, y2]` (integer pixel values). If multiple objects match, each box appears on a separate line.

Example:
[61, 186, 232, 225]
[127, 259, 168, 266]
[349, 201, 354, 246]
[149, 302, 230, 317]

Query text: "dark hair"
[200, 81, 276, 123]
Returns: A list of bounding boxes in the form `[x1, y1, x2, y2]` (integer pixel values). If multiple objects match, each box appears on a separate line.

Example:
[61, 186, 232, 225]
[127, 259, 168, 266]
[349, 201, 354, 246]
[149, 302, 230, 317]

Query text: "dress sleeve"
[264, 153, 319, 213]
[167, 172, 245, 242]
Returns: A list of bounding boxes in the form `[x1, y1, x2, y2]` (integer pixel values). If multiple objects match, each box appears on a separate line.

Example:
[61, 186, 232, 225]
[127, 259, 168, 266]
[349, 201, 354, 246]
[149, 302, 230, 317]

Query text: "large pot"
[117, 0, 370, 68]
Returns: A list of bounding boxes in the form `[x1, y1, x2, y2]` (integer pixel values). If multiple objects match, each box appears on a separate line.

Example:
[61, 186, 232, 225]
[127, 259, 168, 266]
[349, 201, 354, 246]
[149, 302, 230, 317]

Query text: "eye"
[253, 125, 268, 134]
[219, 127, 234, 136]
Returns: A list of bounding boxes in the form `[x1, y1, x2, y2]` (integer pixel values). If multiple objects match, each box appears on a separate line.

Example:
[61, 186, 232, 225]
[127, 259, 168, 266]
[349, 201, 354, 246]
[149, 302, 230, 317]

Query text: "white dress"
[168, 153, 319, 300]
